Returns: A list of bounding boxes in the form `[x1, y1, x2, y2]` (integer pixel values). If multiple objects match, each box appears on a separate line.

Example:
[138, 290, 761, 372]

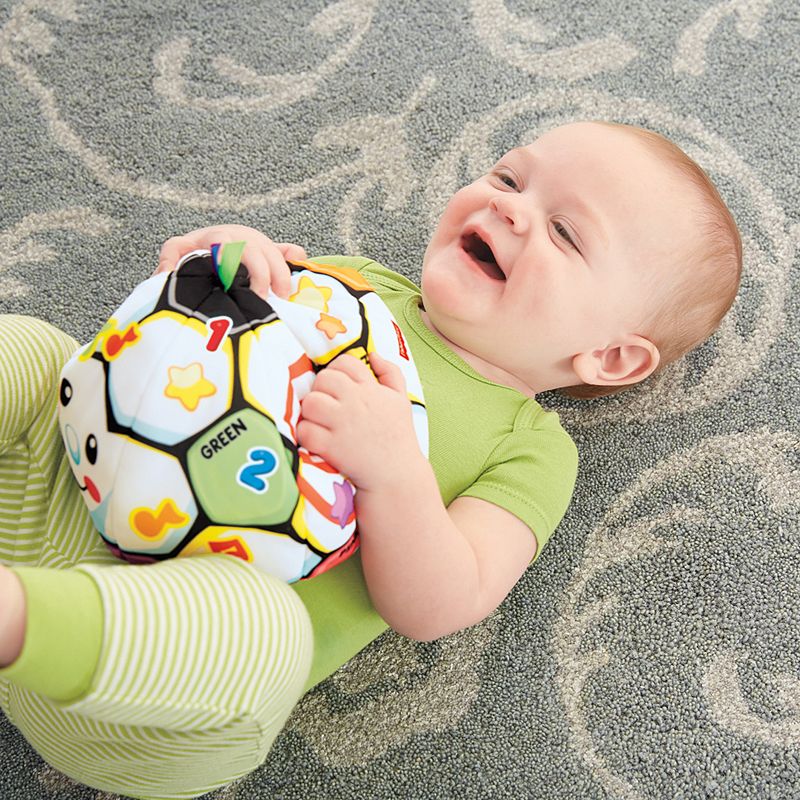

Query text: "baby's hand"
[155, 225, 307, 299]
[297, 351, 425, 492]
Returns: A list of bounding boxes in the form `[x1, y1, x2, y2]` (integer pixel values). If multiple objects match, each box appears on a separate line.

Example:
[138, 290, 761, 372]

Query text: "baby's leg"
[0, 315, 314, 798]
[3, 555, 312, 799]
[0, 314, 77, 454]
[0, 314, 103, 568]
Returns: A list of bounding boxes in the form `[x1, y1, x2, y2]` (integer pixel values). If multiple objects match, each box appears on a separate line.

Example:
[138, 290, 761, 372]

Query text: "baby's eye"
[499, 174, 518, 189]
[493, 170, 520, 191]
[553, 221, 579, 252]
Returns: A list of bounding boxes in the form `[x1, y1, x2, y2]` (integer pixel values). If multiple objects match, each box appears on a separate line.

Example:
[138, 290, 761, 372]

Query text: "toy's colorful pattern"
[57, 251, 428, 583]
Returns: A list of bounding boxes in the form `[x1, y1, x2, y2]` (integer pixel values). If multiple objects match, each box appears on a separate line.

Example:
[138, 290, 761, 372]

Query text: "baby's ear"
[571, 335, 660, 387]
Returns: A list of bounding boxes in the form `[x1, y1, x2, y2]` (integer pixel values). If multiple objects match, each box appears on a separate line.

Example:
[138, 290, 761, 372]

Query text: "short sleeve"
[459, 411, 578, 561]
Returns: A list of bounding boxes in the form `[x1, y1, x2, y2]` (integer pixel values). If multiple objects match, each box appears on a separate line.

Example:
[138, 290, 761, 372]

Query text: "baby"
[154, 119, 741, 638]
[0, 121, 741, 799]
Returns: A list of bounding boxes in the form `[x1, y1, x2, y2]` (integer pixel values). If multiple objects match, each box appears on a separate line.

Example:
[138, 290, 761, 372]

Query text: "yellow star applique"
[164, 363, 216, 411]
[290, 276, 333, 311]
[316, 313, 347, 339]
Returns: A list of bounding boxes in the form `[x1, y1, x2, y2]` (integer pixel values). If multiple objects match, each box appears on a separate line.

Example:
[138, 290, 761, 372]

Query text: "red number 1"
[206, 316, 233, 352]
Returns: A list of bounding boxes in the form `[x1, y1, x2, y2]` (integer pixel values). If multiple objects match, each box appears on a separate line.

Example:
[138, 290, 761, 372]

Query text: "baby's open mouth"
[461, 232, 505, 280]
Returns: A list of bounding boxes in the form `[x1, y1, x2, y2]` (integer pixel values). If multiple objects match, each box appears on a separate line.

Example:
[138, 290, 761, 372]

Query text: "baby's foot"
[0, 565, 26, 667]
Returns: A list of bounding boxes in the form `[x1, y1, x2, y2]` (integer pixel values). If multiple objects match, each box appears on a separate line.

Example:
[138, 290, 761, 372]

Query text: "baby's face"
[420, 121, 696, 392]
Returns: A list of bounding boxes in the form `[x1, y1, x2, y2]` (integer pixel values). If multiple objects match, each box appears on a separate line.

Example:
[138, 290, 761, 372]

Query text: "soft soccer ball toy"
[57, 246, 428, 583]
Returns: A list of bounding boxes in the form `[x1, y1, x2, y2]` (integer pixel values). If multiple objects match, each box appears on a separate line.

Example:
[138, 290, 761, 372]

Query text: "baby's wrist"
[354, 448, 433, 497]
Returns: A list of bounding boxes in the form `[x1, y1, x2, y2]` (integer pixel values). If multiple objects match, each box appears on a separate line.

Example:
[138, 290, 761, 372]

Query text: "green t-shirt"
[292, 256, 578, 688]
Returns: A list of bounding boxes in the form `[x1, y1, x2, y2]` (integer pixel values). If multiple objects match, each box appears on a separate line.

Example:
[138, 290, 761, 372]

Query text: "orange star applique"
[315, 313, 347, 339]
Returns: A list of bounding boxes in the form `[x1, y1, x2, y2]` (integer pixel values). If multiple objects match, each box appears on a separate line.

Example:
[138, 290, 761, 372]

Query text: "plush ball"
[57, 251, 428, 583]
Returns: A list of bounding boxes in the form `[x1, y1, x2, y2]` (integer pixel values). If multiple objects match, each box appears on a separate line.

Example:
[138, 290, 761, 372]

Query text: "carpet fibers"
[1, 1, 798, 798]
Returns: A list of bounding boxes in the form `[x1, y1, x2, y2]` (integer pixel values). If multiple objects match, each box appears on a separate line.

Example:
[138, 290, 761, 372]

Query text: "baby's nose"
[489, 195, 527, 232]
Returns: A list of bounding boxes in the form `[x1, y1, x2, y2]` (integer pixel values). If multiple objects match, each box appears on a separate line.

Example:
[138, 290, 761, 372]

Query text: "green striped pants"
[0, 315, 314, 799]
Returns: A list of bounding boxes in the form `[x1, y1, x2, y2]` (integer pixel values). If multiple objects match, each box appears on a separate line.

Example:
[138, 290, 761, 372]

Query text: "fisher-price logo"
[392, 321, 409, 360]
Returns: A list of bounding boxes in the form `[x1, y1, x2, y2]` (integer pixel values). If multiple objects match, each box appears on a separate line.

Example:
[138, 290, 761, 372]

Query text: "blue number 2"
[237, 448, 279, 494]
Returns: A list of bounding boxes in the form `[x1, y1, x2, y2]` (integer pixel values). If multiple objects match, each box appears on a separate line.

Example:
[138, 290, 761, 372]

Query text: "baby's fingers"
[248, 245, 291, 299]
[276, 242, 308, 263]
[368, 351, 406, 393]
[154, 227, 294, 298]
[156, 229, 228, 274]
[156, 235, 193, 274]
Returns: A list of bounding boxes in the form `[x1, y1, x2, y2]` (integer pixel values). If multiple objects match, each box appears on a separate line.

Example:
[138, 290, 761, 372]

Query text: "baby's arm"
[298, 352, 537, 641]
[357, 466, 537, 641]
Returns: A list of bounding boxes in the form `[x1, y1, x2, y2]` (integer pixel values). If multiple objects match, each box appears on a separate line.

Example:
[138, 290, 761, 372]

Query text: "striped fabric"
[0, 315, 314, 800]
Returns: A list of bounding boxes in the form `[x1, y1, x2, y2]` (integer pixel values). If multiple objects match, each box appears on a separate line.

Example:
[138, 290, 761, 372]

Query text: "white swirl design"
[0, 208, 116, 298]
[288, 611, 500, 766]
[471, 0, 639, 80]
[551, 428, 800, 798]
[153, 0, 377, 111]
[673, 0, 774, 76]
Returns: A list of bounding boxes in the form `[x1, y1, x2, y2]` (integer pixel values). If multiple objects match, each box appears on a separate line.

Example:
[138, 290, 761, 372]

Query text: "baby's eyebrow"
[507, 146, 530, 158]
[502, 146, 534, 165]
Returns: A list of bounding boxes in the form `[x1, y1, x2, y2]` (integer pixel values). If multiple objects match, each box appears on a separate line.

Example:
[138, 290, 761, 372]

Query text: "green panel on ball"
[188, 408, 298, 525]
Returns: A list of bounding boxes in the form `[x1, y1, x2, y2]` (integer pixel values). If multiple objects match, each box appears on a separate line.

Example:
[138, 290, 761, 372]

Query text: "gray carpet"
[1, 1, 799, 798]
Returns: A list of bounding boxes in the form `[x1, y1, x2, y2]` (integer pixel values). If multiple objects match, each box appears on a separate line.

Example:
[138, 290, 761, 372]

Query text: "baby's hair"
[562, 121, 743, 400]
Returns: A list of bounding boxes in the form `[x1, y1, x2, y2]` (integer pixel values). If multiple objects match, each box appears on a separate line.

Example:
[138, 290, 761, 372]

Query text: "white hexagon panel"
[107, 312, 234, 445]
[104, 437, 198, 556]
